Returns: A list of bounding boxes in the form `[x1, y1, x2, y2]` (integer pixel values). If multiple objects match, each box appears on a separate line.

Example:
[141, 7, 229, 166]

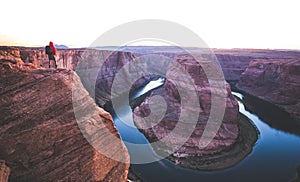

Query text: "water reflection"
[237, 92, 300, 137]
[131, 77, 165, 100]
[110, 84, 300, 181]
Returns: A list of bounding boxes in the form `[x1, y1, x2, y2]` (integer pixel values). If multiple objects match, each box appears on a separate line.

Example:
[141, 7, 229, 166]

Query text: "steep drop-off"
[0, 46, 260, 170]
[0, 59, 129, 181]
[6, 46, 299, 169]
[131, 53, 258, 169]
[237, 59, 300, 123]
[91, 49, 257, 169]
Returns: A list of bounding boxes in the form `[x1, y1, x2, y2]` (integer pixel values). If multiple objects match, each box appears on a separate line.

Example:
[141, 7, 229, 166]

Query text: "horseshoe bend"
[1, 46, 300, 181]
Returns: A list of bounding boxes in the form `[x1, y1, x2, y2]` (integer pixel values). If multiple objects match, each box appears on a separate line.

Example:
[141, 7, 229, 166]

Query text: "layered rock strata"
[130, 54, 258, 169]
[79, 47, 258, 169]
[0, 160, 10, 182]
[214, 49, 300, 85]
[0, 59, 129, 181]
[237, 59, 300, 123]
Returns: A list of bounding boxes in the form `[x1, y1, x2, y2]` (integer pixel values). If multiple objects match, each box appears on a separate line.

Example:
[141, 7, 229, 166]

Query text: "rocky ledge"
[0, 59, 129, 181]
[0, 160, 10, 182]
[237, 59, 300, 124]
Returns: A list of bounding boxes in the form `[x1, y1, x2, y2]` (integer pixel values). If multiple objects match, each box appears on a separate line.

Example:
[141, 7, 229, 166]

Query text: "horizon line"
[1, 44, 300, 51]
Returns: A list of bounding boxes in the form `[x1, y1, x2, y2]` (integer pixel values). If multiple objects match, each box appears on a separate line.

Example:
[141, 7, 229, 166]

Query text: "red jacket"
[49, 41, 56, 55]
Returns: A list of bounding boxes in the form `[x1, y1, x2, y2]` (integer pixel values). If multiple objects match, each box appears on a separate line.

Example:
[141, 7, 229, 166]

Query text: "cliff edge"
[0, 59, 129, 181]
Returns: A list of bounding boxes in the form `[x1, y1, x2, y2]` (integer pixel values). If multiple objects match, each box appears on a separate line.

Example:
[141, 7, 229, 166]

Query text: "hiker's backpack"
[45, 45, 53, 55]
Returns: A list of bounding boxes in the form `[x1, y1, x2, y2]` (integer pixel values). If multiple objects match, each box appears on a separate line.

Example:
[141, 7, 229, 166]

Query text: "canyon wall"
[1, 46, 299, 172]
[0, 58, 129, 181]
[215, 49, 300, 123]
[1, 45, 299, 123]
[214, 49, 300, 85]
[237, 59, 300, 123]
[90, 49, 245, 169]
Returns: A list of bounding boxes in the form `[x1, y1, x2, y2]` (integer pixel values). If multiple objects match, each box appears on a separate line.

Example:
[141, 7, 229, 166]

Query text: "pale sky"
[1, 0, 300, 49]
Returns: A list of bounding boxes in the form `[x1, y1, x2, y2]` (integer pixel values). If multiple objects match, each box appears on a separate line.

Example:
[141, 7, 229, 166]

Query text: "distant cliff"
[1, 46, 299, 122]
[214, 49, 300, 86]
[214, 49, 300, 123]
[237, 59, 300, 123]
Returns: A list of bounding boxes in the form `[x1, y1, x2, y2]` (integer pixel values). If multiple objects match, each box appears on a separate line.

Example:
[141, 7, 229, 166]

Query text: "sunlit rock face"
[0, 59, 129, 181]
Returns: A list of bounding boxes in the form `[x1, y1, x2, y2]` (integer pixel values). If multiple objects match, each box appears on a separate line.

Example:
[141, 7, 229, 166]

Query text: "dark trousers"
[48, 55, 57, 68]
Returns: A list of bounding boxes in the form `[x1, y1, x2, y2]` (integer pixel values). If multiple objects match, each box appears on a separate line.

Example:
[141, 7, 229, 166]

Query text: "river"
[111, 81, 300, 182]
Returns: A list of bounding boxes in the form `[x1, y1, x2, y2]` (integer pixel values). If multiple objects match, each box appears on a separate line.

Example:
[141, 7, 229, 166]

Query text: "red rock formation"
[237, 59, 300, 123]
[74, 47, 243, 168]
[19, 47, 84, 70]
[0, 160, 10, 182]
[94, 51, 136, 106]
[133, 54, 239, 158]
[214, 49, 300, 84]
[0, 59, 129, 181]
[5, 46, 299, 166]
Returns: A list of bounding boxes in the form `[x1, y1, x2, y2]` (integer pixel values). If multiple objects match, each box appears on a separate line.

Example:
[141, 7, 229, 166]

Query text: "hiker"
[45, 41, 57, 68]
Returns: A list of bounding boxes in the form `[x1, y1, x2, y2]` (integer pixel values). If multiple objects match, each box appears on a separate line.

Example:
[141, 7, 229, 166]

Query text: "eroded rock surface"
[132, 53, 242, 168]
[237, 59, 300, 123]
[74, 47, 257, 169]
[0, 160, 10, 182]
[0, 59, 129, 181]
[5, 46, 299, 170]
[214, 49, 300, 85]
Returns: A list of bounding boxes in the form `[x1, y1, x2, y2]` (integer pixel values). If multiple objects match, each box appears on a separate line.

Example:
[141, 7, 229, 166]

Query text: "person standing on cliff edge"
[45, 41, 57, 68]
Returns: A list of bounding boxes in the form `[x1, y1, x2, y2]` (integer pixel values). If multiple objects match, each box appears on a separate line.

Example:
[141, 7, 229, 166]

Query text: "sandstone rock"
[0, 59, 129, 181]
[237, 59, 300, 123]
[214, 49, 300, 87]
[133, 54, 240, 159]
[77, 47, 242, 169]
[19, 47, 84, 69]
[0, 160, 10, 182]
[7, 46, 300, 171]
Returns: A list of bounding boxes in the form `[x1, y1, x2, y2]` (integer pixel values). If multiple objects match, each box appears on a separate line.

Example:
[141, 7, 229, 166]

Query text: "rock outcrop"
[133, 55, 239, 152]
[237, 59, 300, 123]
[0, 59, 129, 181]
[0, 160, 10, 182]
[0, 46, 85, 70]
[130, 53, 252, 169]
